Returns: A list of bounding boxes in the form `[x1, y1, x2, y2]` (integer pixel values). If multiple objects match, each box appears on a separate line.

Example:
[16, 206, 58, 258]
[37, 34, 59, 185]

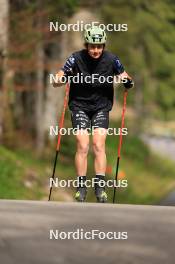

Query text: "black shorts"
[70, 109, 109, 130]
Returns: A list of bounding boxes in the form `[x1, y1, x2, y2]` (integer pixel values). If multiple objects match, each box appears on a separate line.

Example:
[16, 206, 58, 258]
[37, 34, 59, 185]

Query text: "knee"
[77, 142, 89, 155]
[93, 141, 105, 154]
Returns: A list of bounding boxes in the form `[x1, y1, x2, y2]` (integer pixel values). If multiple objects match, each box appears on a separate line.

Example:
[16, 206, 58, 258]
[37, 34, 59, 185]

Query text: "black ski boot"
[94, 175, 108, 203]
[75, 176, 87, 202]
[75, 187, 87, 202]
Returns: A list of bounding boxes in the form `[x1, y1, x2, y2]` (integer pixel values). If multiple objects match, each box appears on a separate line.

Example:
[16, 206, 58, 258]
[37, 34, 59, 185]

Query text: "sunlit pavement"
[0, 200, 175, 264]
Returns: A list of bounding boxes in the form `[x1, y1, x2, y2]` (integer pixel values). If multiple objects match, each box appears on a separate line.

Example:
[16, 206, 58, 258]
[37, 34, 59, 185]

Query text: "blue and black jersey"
[61, 49, 124, 112]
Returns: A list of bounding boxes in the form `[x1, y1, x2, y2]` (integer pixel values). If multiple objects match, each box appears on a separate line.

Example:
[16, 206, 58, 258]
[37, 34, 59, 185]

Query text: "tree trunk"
[35, 41, 45, 153]
[0, 0, 13, 144]
[44, 33, 67, 139]
[35, 2, 45, 153]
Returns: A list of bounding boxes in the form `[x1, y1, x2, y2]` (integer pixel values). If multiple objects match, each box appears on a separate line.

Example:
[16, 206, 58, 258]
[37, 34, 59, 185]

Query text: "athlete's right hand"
[52, 70, 66, 87]
[62, 55, 75, 74]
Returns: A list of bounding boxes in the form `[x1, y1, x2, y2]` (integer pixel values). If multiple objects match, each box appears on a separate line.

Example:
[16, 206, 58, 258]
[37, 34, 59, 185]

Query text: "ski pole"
[48, 83, 70, 201]
[113, 89, 128, 204]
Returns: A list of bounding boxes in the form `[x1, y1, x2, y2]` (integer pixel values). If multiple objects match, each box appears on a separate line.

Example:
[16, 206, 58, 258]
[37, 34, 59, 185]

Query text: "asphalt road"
[160, 191, 175, 206]
[0, 200, 175, 264]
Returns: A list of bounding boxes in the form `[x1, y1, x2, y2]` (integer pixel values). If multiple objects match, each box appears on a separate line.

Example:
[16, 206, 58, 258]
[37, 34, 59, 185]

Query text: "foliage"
[99, 0, 175, 119]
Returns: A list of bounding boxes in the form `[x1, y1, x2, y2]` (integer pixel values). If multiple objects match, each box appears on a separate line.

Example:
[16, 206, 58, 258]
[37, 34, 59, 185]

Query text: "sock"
[95, 174, 105, 189]
[77, 176, 87, 188]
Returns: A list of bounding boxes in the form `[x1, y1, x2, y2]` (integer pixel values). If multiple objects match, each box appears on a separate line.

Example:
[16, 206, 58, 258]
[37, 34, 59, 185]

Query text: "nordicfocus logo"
[49, 178, 128, 189]
[49, 126, 128, 136]
[50, 73, 128, 85]
[49, 21, 128, 32]
[49, 228, 128, 240]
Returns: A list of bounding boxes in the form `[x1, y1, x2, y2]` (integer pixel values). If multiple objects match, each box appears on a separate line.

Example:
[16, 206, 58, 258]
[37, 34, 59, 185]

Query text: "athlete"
[53, 26, 134, 203]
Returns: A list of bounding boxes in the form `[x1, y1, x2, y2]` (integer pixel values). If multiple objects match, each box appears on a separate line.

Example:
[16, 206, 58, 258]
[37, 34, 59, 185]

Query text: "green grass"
[0, 146, 45, 199]
[102, 120, 175, 204]
[1, 119, 175, 204]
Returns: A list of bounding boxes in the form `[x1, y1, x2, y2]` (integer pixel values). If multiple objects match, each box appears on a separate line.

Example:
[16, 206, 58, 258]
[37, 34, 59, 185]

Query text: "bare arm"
[53, 54, 75, 88]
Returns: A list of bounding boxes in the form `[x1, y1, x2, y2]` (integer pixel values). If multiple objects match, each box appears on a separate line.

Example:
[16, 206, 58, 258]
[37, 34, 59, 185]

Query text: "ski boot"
[94, 176, 108, 203]
[75, 176, 87, 202]
[75, 186, 87, 202]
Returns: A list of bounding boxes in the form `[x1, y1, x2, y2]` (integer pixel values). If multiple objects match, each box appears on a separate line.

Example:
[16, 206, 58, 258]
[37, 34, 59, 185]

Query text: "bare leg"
[75, 130, 89, 176]
[92, 128, 107, 175]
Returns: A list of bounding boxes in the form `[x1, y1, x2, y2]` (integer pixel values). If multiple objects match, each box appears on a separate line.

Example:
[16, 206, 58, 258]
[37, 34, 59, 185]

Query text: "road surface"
[0, 200, 175, 264]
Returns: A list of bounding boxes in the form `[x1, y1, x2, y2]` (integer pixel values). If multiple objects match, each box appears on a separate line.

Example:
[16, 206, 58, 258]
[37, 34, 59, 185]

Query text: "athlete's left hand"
[123, 77, 134, 89]
[118, 71, 134, 89]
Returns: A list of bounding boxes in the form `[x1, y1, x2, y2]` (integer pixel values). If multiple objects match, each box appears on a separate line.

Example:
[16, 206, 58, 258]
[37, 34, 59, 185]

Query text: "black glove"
[61, 55, 75, 75]
[123, 77, 134, 89]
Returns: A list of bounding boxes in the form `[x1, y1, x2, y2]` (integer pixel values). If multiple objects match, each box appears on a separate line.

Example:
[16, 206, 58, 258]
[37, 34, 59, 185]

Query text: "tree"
[100, 0, 175, 123]
[0, 0, 13, 144]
